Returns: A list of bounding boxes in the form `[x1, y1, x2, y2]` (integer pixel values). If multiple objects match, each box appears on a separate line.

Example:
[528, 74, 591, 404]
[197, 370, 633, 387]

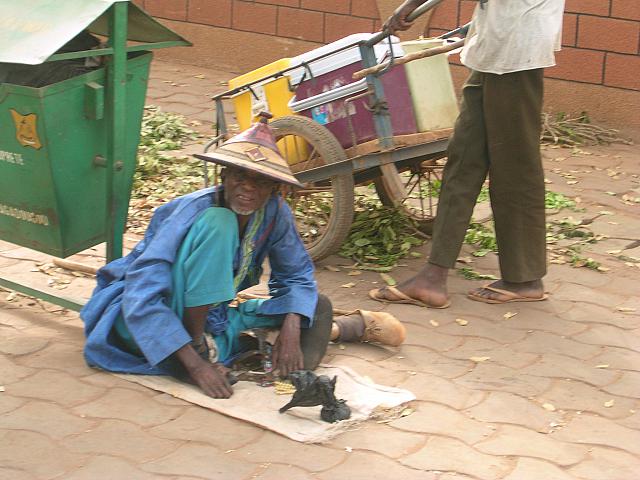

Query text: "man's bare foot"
[468, 279, 547, 304]
[370, 263, 450, 308]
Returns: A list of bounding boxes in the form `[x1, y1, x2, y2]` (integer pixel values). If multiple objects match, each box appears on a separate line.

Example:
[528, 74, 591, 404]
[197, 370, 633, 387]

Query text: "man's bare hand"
[189, 362, 233, 398]
[273, 313, 304, 378]
[175, 344, 233, 398]
[383, 0, 424, 34]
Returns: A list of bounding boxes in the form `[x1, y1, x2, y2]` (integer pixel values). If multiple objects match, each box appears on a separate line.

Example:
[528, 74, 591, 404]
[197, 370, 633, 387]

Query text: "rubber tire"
[270, 116, 355, 261]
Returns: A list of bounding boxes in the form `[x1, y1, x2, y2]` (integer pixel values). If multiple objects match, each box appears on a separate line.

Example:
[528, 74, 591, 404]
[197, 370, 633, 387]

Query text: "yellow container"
[229, 58, 293, 131]
[229, 58, 308, 166]
[401, 39, 459, 132]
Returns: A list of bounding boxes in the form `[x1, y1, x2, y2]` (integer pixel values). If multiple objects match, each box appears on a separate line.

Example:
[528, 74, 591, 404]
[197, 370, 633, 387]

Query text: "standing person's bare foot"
[468, 279, 547, 304]
[369, 263, 450, 308]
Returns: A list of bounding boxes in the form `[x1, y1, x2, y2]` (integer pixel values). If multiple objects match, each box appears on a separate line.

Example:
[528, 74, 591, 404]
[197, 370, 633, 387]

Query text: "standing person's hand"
[273, 313, 304, 378]
[383, 0, 424, 34]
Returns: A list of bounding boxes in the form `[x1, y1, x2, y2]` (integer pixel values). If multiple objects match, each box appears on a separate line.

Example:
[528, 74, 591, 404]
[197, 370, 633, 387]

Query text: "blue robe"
[80, 186, 318, 375]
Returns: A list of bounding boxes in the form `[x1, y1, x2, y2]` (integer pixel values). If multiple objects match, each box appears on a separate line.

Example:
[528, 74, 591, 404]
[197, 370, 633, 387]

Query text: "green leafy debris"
[339, 199, 425, 267]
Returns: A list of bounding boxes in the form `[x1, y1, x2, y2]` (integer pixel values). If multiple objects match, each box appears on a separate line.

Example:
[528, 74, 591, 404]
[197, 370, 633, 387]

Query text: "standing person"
[81, 115, 405, 399]
[370, 0, 564, 307]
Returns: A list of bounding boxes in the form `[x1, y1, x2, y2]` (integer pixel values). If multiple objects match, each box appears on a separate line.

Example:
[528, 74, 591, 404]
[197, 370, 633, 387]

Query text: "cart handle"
[353, 37, 464, 80]
[364, 0, 447, 46]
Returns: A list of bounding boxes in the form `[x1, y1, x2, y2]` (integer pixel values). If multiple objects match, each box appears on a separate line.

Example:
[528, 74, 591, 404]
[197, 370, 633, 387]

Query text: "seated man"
[81, 115, 405, 398]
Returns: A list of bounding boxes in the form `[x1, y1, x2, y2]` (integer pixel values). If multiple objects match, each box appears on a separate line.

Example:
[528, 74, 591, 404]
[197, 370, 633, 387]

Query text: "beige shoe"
[359, 310, 406, 347]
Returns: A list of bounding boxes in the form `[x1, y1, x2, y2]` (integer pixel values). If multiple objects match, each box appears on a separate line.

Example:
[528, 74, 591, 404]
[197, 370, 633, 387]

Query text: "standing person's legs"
[370, 71, 490, 308]
[468, 69, 547, 303]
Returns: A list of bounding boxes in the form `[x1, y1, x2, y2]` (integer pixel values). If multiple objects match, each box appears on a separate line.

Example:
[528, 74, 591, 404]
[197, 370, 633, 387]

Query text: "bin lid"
[0, 0, 191, 65]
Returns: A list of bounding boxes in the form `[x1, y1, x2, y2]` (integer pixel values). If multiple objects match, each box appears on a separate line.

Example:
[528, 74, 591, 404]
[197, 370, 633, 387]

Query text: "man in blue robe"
[81, 115, 405, 398]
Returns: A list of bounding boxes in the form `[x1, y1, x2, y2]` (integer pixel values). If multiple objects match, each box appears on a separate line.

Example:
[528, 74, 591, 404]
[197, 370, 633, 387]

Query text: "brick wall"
[138, 0, 381, 44]
[427, 0, 640, 92]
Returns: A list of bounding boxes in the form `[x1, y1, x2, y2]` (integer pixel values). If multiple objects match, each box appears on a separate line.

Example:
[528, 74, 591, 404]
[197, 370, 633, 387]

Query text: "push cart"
[206, 1, 467, 261]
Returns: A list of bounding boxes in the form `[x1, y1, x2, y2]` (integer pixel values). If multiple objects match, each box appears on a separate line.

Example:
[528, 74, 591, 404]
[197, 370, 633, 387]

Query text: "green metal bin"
[0, 53, 151, 257]
[0, 0, 190, 259]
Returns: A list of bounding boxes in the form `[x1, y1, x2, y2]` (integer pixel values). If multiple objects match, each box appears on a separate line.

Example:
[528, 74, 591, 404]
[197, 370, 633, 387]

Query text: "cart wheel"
[270, 116, 354, 261]
[374, 157, 446, 234]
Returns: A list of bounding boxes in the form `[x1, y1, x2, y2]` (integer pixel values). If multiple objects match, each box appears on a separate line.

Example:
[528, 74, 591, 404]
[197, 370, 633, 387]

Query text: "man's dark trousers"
[429, 68, 547, 283]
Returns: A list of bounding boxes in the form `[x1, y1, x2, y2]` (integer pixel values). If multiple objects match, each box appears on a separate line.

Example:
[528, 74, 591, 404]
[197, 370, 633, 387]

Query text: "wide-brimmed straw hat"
[194, 114, 303, 188]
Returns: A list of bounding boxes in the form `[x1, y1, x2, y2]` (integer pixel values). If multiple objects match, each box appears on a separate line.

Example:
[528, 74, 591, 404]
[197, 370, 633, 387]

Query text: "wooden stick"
[52, 258, 99, 276]
[352, 39, 465, 80]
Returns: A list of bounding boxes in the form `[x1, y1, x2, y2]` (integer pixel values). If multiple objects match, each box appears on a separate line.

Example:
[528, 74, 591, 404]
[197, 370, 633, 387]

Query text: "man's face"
[223, 167, 277, 216]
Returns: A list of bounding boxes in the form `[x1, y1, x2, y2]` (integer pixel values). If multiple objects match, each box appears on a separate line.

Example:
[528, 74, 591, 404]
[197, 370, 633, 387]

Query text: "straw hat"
[194, 113, 303, 188]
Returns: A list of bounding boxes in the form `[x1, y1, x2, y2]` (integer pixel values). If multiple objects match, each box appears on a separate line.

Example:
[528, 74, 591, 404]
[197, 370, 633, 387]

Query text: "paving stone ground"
[1, 60, 639, 479]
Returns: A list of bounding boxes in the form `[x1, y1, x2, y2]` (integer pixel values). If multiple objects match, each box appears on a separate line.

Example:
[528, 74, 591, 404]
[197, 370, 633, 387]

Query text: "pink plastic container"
[288, 34, 417, 149]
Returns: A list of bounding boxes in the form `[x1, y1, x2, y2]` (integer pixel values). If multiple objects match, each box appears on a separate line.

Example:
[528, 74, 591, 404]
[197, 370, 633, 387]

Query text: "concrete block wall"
[136, 0, 381, 44]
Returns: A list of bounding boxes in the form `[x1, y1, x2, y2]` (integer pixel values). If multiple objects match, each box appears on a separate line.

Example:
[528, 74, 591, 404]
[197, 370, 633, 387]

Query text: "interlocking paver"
[140, 443, 256, 479]
[1, 60, 639, 479]
[396, 371, 485, 410]
[72, 387, 184, 428]
[550, 413, 640, 456]
[475, 424, 588, 466]
[567, 446, 640, 480]
[444, 338, 539, 369]
[401, 321, 463, 351]
[329, 422, 425, 458]
[437, 315, 529, 344]
[0, 394, 26, 415]
[317, 451, 438, 480]
[0, 467, 36, 480]
[541, 379, 637, 419]
[400, 436, 514, 480]
[376, 346, 473, 379]
[521, 353, 619, 386]
[456, 363, 552, 397]
[572, 325, 640, 352]
[558, 303, 640, 329]
[510, 331, 602, 360]
[0, 328, 49, 356]
[503, 458, 577, 480]
[390, 401, 495, 444]
[551, 283, 629, 310]
[0, 401, 95, 440]
[601, 371, 640, 398]
[228, 431, 345, 472]
[62, 419, 180, 462]
[587, 346, 640, 372]
[0, 430, 87, 479]
[249, 463, 315, 479]
[465, 391, 562, 432]
[326, 355, 408, 386]
[148, 407, 263, 451]
[63, 456, 159, 480]
[0, 353, 35, 384]
[15, 342, 95, 377]
[7, 370, 105, 407]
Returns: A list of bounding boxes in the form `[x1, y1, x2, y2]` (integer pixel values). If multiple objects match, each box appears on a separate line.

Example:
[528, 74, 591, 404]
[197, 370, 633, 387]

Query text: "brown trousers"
[429, 69, 547, 283]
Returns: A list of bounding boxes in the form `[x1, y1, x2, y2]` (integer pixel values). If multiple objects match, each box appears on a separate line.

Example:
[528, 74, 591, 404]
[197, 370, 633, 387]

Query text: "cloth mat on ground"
[114, 364, 415, 443]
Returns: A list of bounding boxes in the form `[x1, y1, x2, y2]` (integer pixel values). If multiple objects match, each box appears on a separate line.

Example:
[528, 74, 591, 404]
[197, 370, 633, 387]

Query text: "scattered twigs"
[541, 112, 631, 146]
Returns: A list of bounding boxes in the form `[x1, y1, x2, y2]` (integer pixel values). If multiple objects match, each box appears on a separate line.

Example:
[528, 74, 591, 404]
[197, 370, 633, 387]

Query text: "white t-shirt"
[460, 0, 565, 75]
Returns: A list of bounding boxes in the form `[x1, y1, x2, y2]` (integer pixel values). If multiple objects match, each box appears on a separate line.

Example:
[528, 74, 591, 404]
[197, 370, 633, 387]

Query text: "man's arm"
[272, 313, 304, 378]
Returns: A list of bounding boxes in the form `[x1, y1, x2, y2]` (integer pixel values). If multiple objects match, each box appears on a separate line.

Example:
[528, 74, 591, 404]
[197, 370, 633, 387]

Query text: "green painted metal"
[0, 1, 189, 310]
[0, 277, 86, 312]
[0, 52, 151, 257]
